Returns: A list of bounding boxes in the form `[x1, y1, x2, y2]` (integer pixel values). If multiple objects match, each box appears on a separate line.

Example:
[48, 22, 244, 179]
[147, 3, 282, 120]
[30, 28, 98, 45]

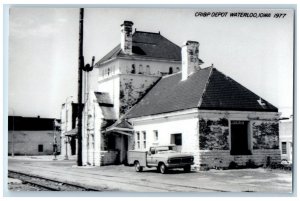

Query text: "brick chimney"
[181, 41, 200, 81]
[120, 21, 134, 55]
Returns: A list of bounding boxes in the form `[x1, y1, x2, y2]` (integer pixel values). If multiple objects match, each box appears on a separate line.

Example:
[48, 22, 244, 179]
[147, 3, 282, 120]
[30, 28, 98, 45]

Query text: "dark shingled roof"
[126, 67, 278, 118]
[96, 31, 183, 65]
[8, 116, 59, 131]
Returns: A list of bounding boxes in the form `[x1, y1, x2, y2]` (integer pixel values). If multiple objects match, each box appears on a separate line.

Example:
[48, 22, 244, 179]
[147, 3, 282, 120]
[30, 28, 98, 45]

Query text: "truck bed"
[127, 150, 148, 167]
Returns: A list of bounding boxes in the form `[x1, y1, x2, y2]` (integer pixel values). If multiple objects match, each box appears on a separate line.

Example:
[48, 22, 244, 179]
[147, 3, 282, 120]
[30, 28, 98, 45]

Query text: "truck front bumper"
[165, 163, 194, 168]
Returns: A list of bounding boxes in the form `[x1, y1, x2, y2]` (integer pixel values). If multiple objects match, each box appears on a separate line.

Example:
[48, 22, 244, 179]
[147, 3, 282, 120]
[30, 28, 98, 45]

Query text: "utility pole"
[11, 109, 15, 157]
[77, 8, 84, 166]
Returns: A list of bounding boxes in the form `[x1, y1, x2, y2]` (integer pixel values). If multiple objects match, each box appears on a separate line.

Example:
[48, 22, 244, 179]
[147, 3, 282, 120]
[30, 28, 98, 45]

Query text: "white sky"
[8, 7, 294, 119]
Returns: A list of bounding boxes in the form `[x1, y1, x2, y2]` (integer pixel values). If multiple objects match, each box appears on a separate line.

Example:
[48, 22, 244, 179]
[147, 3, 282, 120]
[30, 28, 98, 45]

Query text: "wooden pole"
[77, 8, 84, 166]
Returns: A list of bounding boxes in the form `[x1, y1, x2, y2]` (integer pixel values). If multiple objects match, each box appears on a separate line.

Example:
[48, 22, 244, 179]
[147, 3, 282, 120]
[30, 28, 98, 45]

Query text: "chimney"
[120, 21, 134, 55]
[181, 41, 200, 81]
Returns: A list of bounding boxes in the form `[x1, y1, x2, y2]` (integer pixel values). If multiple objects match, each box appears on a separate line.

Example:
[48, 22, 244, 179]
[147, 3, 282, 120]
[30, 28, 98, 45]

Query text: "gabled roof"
[96, 31, 183, 66]
[126, 67, 278, 119]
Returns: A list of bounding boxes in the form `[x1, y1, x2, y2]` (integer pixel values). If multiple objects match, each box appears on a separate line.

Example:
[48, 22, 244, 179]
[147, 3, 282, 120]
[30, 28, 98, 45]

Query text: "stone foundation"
[100, 150, 119, 165]
[197, 149, 281, 169]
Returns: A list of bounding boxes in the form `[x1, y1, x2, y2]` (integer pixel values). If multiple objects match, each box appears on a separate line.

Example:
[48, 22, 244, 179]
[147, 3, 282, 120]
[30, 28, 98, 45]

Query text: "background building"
[279, 116, 293, 162]
[8, 116, 60, 156]
[60, 102, 83, 159]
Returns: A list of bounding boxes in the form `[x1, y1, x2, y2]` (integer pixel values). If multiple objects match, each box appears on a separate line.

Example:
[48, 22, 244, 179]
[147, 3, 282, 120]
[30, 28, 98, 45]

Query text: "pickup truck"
[127, 145, 194, 174]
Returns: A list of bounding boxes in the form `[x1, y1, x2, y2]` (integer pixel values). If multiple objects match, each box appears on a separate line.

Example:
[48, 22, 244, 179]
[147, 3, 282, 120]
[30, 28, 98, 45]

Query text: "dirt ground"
[7, 157, 293, 193]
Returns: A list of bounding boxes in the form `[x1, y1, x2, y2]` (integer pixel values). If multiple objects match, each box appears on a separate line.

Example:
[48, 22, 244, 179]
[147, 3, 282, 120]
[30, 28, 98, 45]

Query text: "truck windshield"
[156, 146, 176, 154]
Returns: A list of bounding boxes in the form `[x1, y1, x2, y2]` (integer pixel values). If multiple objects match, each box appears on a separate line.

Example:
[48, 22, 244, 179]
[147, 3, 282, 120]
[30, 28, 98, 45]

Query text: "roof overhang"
[104, 119, 134, 136]
[64, 128, 78, 136]
[97, 56, 181, 67]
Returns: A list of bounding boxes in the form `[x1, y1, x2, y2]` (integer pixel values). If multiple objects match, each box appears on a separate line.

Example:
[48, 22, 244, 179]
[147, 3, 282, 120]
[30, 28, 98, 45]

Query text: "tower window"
[131, 64, 136, 74]
[146, 65, 150, 74]
[139, 64, 143, 74]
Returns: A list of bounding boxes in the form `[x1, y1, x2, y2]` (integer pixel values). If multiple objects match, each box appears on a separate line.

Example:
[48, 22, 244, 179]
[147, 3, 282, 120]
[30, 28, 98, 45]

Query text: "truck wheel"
[135, 161, 143, 172]
[184, 165, 191, 172]
[159, 163, 167, 174]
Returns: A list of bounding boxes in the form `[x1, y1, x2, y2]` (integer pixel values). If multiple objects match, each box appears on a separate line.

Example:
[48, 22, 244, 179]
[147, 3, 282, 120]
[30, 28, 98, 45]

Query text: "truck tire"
[135, 161, 143, 172]
[184, 165, 191, 172]
[159, 163, 167, 174]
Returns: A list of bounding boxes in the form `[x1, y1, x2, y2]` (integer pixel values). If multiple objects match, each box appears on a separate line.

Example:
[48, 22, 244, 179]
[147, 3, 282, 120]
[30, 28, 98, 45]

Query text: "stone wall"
[199, 118, 229, 150]
[252, 121, 279, 149]
[101, 150, 119, 165]
[197, 117, 280, 169]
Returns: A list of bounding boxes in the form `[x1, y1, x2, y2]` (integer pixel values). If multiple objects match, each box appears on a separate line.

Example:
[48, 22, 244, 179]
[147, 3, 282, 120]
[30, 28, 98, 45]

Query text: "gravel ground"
[8, 178, 48, 191]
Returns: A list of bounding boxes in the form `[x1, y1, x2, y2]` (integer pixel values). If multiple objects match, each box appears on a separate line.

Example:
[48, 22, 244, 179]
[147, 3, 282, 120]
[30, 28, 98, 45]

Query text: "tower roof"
[96, 31, 184, 66]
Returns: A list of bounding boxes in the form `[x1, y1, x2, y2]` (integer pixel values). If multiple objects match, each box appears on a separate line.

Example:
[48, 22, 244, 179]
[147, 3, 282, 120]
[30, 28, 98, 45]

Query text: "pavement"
[7, 156, 293, 193]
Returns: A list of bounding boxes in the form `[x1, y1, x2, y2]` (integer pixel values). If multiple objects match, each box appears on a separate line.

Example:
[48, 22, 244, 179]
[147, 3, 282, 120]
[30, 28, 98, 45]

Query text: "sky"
[8, 7, 294, 119]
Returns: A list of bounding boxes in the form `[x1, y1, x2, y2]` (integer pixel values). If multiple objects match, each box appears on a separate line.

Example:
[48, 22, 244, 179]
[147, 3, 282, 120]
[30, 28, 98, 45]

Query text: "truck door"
[147, 147, 156, 165]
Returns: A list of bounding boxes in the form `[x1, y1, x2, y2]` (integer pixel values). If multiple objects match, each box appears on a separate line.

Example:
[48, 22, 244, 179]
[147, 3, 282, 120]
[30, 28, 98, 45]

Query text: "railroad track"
[10, 165, 228, 192]
[8, 170, 99, 191]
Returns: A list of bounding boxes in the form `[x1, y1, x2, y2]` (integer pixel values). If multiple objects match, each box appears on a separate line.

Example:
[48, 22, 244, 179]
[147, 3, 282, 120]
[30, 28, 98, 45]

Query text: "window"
[111, 66, 115, 75]
[169, 67, 173, 74]
[171, 133, 182, 152]
[38, 144, 43, 152]
[131, 64, 136, 74]
[146, 65, 150, 74]
[65, 109, 68, 129]
[171, 133, 182, 145]
[153, 130, 158, 141]
[139, 64, 143, 74]
[107, 68, 110, 76]
[136, 131, 140, 149]
[142, 131, 146, 149]
[282, 142, 287, 154]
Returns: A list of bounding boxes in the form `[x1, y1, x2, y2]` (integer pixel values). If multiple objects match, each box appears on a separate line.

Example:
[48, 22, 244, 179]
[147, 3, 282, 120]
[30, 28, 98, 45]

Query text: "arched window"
[169, 67, 173, 74]
[131, 64, 136, 74]
[107, 68, 110, 76]
[139, 64, 143, 74]
[146, 65, 150, 74]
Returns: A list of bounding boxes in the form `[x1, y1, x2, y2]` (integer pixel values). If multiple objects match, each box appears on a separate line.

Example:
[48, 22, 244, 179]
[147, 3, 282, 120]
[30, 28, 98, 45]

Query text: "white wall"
[8, 130, 58, 155]
[82, 91, 104, 166]
[118, 58, 181, 76]
[60, 102, 74, 157]
[129, 110, 200, 165]
[279, 120, 293, 162]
